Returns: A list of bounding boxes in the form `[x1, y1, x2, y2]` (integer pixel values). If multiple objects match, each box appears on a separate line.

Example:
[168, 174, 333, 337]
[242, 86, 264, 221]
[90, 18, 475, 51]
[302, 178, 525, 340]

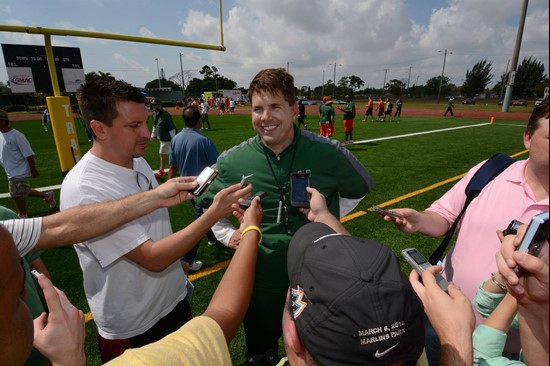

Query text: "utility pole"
[322, 69, 325, 98]
[330, 62, 341, 98]
[437, 49, 452, 104]
[286, 61, 292, 73]
[499, 59, 510, 101]
[407, 66, 412, 94]
[155, 58, 161, 89]
[179, 53, 185, 99]
[382, 69, 388, 91]
[502, 0, 529, 112]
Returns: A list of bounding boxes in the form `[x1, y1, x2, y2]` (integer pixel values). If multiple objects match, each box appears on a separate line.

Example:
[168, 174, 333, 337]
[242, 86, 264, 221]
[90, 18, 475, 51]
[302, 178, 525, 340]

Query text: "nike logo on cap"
[374, 342, 399, 358]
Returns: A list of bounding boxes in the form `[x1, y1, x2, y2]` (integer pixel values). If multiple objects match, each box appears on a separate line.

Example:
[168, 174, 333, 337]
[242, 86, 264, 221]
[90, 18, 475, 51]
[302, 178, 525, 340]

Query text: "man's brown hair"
[247, 68, 296, 106]
[77, 77, 144, 138]
[526, 98, 549, 137]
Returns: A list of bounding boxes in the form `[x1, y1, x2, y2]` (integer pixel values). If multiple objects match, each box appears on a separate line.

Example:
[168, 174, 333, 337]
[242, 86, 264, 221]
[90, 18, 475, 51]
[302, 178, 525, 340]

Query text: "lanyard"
[263, 141, 298, 234]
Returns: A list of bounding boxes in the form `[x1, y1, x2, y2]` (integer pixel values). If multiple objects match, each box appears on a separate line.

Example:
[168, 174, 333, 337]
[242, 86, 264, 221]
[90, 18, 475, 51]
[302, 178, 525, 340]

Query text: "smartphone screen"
[402, 248, 449, 292]
[290, 173, 310, 208]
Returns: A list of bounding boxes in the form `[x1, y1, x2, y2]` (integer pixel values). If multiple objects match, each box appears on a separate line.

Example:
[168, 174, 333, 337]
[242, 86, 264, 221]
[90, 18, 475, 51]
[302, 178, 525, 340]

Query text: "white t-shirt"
[0, 217, 42, 256]
[0, 129, 34, 179]
[60, 152, 187, 339]
[229, 99, 235, 108]
[201, 102, 209, 114]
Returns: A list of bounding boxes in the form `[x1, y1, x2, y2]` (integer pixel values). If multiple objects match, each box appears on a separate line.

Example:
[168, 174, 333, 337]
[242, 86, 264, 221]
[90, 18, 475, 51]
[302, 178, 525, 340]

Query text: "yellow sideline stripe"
[83, 149, 528, 323]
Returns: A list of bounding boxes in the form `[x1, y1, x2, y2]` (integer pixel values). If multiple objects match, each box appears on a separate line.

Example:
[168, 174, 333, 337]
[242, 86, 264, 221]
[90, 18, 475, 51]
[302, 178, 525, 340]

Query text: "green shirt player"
[196, 68, 374, 362]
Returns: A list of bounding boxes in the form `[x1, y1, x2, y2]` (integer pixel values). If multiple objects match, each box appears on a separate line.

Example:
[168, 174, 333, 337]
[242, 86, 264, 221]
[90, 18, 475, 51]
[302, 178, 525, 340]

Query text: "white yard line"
[352, 122, 490, 144]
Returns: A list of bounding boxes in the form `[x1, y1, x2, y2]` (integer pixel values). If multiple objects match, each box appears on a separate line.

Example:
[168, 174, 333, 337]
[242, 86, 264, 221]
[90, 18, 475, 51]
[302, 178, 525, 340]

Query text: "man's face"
[0, 226, 34, 365]
[97, 101, 150, 166]
[251, 90, 297, 155]
[525, 117, 549, 173]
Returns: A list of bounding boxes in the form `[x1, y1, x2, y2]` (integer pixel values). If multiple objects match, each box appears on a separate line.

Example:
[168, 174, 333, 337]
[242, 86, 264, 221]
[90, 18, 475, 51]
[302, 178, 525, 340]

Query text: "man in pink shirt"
[384, 98, 549, 365]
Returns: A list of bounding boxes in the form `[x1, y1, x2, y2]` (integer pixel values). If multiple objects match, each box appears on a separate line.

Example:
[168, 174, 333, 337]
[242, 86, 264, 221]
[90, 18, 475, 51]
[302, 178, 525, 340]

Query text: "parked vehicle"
[512, 99, 528, 106]
[462, 98, 476, 105]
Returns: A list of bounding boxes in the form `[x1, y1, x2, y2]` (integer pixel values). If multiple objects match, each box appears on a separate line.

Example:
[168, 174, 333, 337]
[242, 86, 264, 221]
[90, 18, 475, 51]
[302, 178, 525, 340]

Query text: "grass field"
[0, 110, 529, 365]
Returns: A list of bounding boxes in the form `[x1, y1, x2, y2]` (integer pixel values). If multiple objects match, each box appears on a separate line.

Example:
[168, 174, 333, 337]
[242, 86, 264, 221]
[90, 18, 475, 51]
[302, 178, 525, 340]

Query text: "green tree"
[144, 78, 181, 90]
[424, 75, 452, 96]
[513, 57, 547, 97]
[385, 79, 406, 96]
[462, 59, 493, 97]
[85, 71, 114, 82]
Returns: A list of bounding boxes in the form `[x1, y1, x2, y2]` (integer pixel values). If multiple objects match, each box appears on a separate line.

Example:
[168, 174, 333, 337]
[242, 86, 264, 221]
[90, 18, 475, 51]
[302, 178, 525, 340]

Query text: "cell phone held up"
[290, 171, 310, 208]
[401, 248, 449, 292]
[239, 191, 267, 209]
[371, 205, 404, 219]
[513, 211, 549, 273]
[192, 166, 218, 196]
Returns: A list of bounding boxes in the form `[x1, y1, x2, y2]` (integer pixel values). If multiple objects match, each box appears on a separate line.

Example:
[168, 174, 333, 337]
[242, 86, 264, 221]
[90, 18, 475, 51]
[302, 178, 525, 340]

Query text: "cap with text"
[287, 222, 425, 365]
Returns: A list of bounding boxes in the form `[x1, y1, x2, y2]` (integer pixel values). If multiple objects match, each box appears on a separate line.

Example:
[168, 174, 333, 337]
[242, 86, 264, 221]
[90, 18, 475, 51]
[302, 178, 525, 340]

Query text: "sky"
[0, 0, 548, 91]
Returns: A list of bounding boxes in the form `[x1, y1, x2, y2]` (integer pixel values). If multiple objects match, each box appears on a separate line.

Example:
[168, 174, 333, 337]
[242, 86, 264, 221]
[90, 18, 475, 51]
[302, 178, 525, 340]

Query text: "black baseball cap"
[287, 222, 425, 365]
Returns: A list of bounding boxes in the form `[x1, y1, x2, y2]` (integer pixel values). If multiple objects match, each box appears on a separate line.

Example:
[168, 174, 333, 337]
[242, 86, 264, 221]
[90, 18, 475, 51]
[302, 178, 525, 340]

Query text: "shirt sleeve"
[474, 282, 519, 328]
[105, 316, 231, 366]
[473, 325, 524, 366]
[1, 218, 42, 256]
[426, 160, 487, 226]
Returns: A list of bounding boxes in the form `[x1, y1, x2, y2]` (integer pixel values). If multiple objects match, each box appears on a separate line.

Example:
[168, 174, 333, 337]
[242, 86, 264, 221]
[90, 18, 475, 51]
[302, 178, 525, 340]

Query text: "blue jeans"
[182, 201, 217, 264]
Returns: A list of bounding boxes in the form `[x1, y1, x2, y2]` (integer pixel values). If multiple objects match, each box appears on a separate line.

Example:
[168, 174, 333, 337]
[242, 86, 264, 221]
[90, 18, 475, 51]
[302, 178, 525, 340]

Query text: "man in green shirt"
[338, 94, 356, 144]
[196, 68, 374, 362]
[318, 96, 335, 137]
[150, 99, 176, 177]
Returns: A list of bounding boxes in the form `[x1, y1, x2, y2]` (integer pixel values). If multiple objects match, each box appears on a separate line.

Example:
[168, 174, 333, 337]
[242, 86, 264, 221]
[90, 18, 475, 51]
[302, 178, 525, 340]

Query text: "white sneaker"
[207, 240, 218, 246]
[190, 261, 203, 272]
[44, 191, 57, 208]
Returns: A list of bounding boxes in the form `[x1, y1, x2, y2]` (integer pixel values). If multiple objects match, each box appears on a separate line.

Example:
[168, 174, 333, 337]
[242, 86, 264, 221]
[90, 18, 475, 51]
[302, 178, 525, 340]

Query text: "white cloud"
[139, 27, 156, 38]
[172, 0, 546, 89]
[113, 53, 149, 73]
[0, 5, 11, 14]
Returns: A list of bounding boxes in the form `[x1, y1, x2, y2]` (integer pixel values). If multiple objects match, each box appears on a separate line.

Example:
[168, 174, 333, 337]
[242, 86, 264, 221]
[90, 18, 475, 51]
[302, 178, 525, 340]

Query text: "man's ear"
[523, 130, 532, 150]
[90, 120, 106, 140]
[282, 297, 308, 366]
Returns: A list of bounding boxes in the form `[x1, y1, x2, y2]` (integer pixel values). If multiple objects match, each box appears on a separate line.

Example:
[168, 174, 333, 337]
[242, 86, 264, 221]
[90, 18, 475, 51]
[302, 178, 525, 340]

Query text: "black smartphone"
[192, 166, 218, 196]
[502, 219, 524, 236]
[290, 172, 310, 208]
[371, 205, 404, 219]
[401, 248, 449, 292]
[514, 211, 549, 273]
[240, 191, 267, 209]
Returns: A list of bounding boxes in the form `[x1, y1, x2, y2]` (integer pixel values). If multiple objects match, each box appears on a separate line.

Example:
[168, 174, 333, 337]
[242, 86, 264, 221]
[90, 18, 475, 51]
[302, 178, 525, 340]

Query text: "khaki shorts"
[9, 178, 31, 197]
[159, 140, 171, 155]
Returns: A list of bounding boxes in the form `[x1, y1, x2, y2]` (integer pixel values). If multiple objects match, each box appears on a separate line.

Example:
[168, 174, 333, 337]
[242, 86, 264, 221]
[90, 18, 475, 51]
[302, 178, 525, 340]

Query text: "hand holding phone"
[192, 166, 218, 196]
[240, 192, 267, 209]
[290, 172, 310, 208]
[371, 205, 404, 219]
[402, 248, 449, 292]
[513, 211, 549, 273]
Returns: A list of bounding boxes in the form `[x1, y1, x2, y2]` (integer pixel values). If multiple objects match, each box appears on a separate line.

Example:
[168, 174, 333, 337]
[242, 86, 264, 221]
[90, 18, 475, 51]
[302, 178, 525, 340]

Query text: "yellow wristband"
[240, 226, 262, 245]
